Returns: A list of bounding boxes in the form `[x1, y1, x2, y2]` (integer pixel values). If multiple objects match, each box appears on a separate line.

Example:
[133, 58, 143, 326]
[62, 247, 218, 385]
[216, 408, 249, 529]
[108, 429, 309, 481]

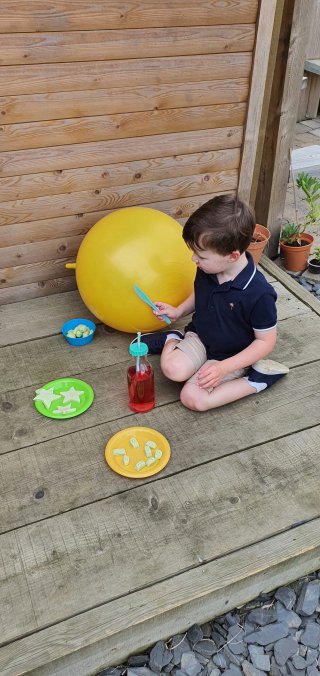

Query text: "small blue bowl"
[61, 318, 96, 346]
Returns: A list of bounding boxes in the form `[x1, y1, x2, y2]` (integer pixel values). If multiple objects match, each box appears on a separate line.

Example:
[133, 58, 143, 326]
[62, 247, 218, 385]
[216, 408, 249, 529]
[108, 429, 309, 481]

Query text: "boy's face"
[191, 246, 240, 275]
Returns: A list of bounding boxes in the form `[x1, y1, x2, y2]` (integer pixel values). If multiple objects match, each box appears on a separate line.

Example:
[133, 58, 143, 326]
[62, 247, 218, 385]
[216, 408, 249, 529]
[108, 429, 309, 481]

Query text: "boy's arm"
[176, 292, 195, 318]
[197, 328, 277, 389]
[220, 328, 277, 373]
[154, 292, 195, 322]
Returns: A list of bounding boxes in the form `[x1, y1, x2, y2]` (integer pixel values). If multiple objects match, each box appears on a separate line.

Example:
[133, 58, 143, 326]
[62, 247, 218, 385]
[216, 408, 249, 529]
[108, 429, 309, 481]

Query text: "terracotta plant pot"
[280, 233, 314, 272]
[308, 257, 320, 274]
[247, 224, 271, 265]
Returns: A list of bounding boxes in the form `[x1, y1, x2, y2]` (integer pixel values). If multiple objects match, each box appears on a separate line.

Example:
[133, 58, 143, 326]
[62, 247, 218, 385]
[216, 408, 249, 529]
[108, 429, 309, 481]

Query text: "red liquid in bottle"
[127, 364, 155, 413]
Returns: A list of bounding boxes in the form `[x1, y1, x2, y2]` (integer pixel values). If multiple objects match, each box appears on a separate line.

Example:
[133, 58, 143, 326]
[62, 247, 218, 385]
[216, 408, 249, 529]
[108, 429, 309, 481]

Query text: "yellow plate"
[105, 426, 171, 479]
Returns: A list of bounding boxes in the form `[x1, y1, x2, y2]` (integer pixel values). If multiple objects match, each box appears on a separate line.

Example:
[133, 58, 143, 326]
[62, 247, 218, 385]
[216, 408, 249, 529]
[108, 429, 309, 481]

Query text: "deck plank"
[1, 312, 320, 452]
[0, 290, 96, 346]
[0, 278, 313, 348]
[0, 361, 319, 532]
[1, 424, 320, 649]
[1, 260, 319, 674]
[1, 519, 319, 676]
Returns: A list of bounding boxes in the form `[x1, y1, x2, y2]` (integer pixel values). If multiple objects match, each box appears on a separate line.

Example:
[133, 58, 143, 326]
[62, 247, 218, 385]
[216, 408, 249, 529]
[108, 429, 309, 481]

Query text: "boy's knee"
[160, 354, 192, 382]
[180, 386, 208, 411]
[161, 360, 187, 382]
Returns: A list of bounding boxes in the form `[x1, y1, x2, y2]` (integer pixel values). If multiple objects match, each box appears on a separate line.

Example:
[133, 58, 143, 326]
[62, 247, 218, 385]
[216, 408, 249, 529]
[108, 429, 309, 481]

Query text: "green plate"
[34, 378, 94, 419]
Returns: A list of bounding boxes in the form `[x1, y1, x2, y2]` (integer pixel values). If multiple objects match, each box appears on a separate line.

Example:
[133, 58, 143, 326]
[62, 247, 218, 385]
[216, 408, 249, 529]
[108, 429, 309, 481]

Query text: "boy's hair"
[182, 194, 255, 255]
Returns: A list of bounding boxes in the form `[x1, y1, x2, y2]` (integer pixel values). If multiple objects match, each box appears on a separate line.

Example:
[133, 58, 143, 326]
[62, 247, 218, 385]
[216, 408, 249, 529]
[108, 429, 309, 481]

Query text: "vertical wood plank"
[238, 0, 278, 204]
[253, 0, 312, 256]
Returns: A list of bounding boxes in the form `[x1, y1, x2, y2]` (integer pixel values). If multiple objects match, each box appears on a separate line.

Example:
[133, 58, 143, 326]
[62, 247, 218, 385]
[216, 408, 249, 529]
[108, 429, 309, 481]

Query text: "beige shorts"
[176, 331, 247, 386]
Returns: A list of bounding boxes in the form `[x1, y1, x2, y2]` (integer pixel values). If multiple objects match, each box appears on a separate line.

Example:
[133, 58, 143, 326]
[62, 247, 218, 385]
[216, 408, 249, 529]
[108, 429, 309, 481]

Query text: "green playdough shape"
[34, 378, 94, 419]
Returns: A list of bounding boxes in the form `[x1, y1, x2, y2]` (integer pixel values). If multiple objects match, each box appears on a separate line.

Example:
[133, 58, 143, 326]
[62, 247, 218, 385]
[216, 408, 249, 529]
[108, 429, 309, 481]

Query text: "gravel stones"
[287, 271, 320, 300]
[187, 625, 204, 646]
[275, 602, 302, 629]
[275, 589, 297, 611]
[99, 573, 320, 676]
[273, 637, 299, 666]
[149, 642, 173, 672]
[171, 635, 192, 665]
[301, 623, 320, 648]
[296, 582, 320, 616]
[249, 646, 271, 671]
[247, 608, 278, 626]
[245, 622, 290, 646]
[242, 659, 267, 676]
[226, 625, 246, 655]
[180, 651, 202, 676]
[194, 639, 217, 658]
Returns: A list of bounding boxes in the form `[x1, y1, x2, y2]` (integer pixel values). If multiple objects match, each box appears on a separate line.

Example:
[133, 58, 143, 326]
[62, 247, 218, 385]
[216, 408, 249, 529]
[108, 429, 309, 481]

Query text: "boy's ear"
[229, 250, 241, 262]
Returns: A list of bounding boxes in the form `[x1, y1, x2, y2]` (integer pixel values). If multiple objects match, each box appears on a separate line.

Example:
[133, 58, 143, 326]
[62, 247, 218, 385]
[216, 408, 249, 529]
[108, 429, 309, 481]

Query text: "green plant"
[297, 172, 320, 227]
[280, 222, 306, 245]
[312, 246, 320, 262]
[281, 171, 320, 245]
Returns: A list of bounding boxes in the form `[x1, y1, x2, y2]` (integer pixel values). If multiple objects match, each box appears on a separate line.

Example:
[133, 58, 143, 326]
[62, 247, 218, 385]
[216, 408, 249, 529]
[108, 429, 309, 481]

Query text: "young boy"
[139, 194, 289, 411]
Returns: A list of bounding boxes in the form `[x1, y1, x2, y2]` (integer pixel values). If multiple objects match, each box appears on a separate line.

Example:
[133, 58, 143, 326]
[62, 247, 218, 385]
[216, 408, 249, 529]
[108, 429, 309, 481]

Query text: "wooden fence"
[0, 1, 260, 303]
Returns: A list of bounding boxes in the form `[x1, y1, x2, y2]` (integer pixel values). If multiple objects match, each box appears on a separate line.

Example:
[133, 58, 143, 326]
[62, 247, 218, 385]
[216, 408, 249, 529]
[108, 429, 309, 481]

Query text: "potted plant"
[308, 246, 320, 274]
[247, 223, 271, 265]
[280, 171, 320, 272]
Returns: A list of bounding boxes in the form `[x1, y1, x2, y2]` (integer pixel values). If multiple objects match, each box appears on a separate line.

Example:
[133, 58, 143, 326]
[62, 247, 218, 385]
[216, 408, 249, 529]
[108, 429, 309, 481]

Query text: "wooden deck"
[1, 257, 320, 676]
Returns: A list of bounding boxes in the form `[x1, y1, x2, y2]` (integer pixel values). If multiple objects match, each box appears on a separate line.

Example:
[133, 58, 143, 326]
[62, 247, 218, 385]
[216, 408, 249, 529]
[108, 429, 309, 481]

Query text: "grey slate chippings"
[287, 271, 320, 301]
[180, 651, 202, 676]
[301, 623, 320, 648]
[245, 622, 290, 646]
[275, 588, 297, 611]
[273, 637, 299, 666]
[296, 582, 320, 616]
[97, 571, 320, 676]
[149, 642, 173, 672]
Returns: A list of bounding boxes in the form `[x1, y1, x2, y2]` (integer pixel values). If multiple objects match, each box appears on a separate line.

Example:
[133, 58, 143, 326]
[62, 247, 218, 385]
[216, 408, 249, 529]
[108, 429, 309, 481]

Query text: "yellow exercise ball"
[73, 207, 195, 333]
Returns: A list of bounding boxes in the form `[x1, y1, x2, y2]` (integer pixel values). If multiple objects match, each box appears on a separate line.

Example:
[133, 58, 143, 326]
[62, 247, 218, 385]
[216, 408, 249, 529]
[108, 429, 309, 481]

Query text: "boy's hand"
[153, 302, 180, 322]
[197, 361, 227, 390]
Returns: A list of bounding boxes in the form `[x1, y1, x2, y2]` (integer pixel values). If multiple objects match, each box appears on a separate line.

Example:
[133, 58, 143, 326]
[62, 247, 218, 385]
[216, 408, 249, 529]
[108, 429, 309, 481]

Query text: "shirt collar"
[209, 252, 256, 290]
[230, 252, 256, 289]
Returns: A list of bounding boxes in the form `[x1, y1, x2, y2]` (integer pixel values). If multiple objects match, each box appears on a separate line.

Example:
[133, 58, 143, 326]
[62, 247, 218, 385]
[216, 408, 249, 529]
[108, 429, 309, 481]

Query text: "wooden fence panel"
[0, 26, 255, 65]
[0, 0, 259, 302]
[0, 1, 258, 32]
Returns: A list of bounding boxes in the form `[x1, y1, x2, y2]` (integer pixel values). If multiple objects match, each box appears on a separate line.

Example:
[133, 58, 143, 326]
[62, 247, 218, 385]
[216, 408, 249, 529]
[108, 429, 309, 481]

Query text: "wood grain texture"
[0, 79, 249, 124]
[0, 170, 239, 227]
[305, 0, 320, 58]
[0, 54, 252, 96]
[254, 0, 313, 255]
[0, 519, 318, 675]
[0, 276, 77, 305]
[1, 222, 320, 674]
[0, 351, 319, 464]
[0, 291, 317, 386]
[0, 26, 255, 65]
[0, 423, 320, 648]
[261, 255, 320, 316]
[0, 127, 243, 177]
[0, 104, 246, 152]
[238, 0, 278, 203]
[0, 235, 83, 268]
[0, 290, 93, 345]
[0, 258, 75, 288]
[0, 195, 205, 248]
[0, 1, 258, 33]
[0, 148, 240, 202]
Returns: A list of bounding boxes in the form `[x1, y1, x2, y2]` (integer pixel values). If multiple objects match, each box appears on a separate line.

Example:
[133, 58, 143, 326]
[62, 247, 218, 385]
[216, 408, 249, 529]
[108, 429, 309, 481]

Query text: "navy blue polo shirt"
[185, 253, 277, 360]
